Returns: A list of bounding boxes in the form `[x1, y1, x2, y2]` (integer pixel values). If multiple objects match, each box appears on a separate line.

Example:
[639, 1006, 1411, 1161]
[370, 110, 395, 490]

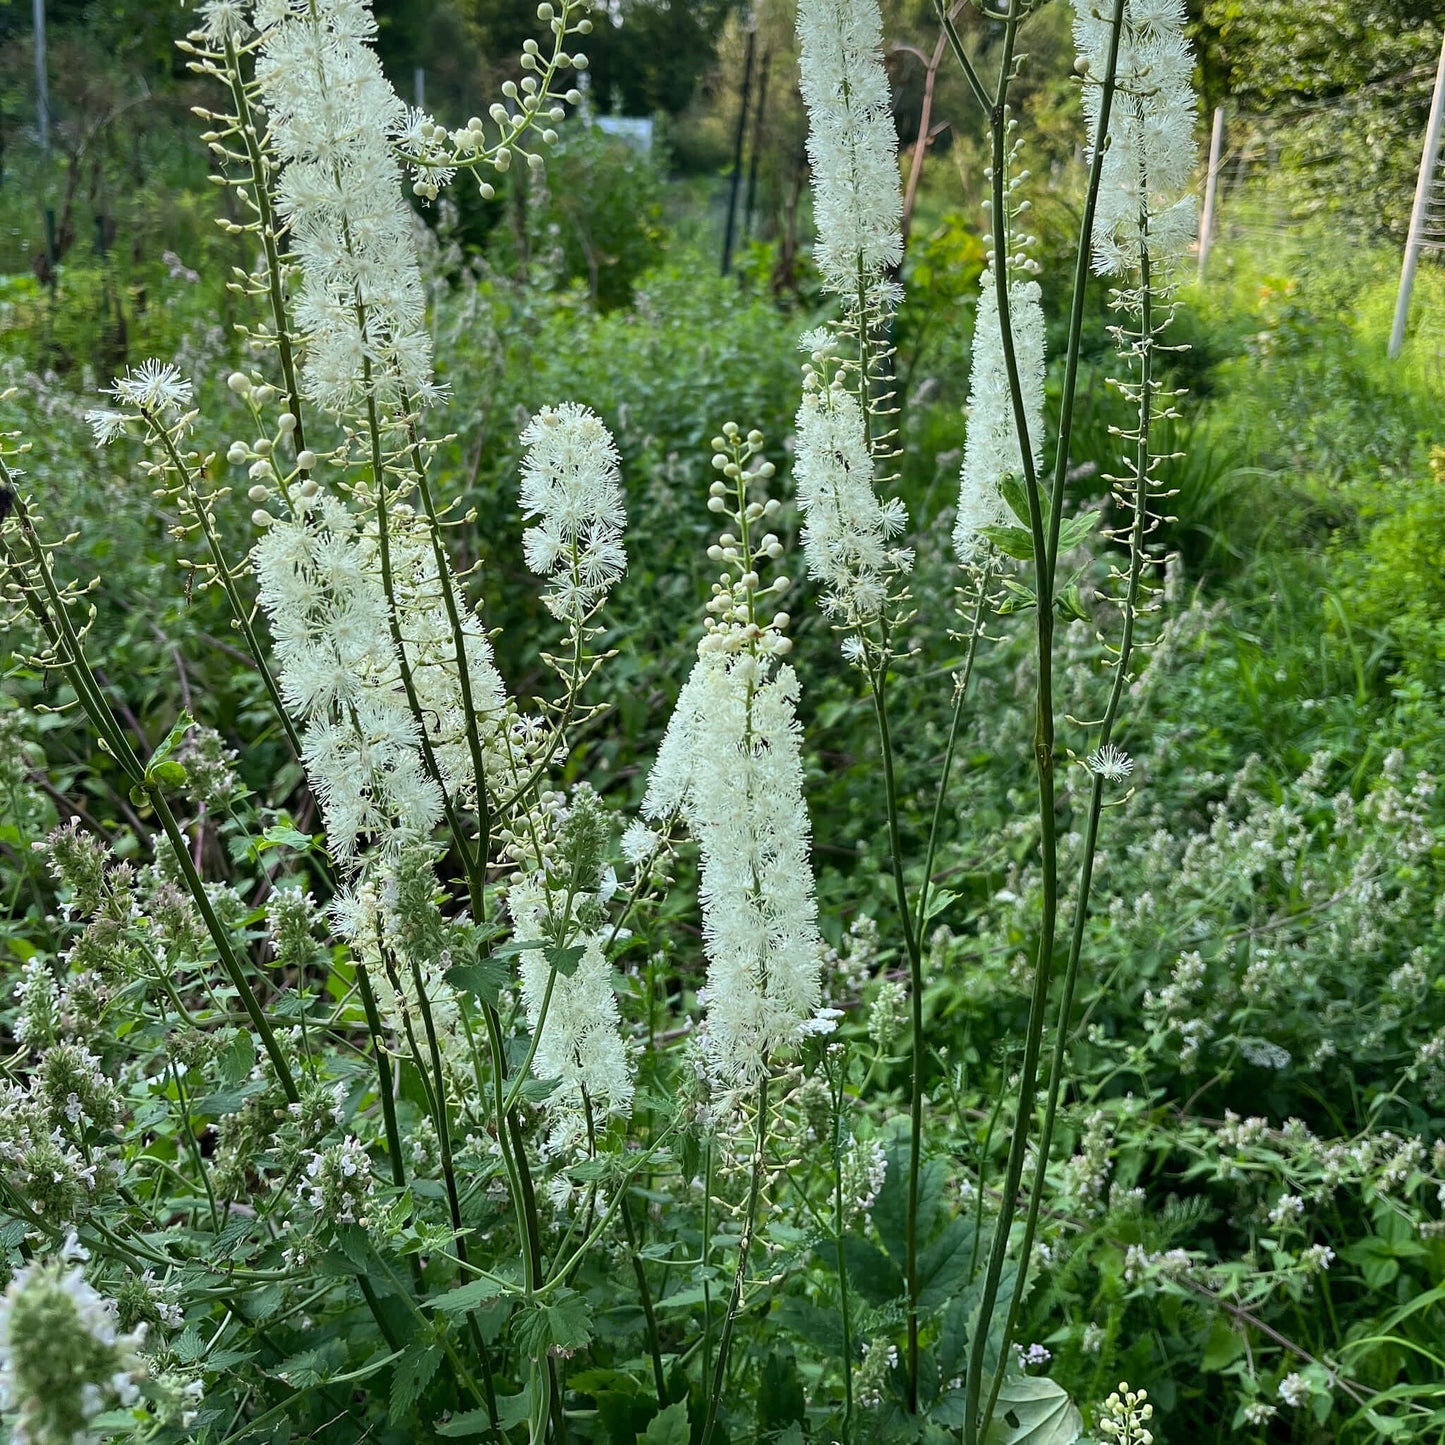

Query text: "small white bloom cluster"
[795, 0, 903, 296]
[518, 403, 627, 623]
[298, 1135, 374, 1224]
[855, 1338, 898, 1410]
[1073, 0, 1199, 276]
[841, 1136, 888, 1219]
[1278, 1372, 1312, 1409]
[644, 430, 830, 1087]
[254, 0, 434, 413]
[0, 1238, 147, 1445]
[793, 0, 911, 642]
[794, 336, 912, 628]
[954, 270, 1046, 562]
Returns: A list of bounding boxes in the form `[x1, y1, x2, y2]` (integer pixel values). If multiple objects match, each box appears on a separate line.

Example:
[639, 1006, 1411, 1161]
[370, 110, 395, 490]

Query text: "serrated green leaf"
[979, 524, 1036, 561]
[217, 1029, 255, 1090]
[519, 1076, 562, 1106]
[511, 1288, 593, 1358]
[444, 959, 508, 1007]
[839, 1235, 904, 1306]
[390, 1340, 442, 1425]
[258, 822, 315, 853]
[436, 1408, 495, 1437]
[1054, 581, 1088, 622]
[432, 1276, 509, 1315]
[999, 475, 1030, 527]
[547, 943, 587, 977]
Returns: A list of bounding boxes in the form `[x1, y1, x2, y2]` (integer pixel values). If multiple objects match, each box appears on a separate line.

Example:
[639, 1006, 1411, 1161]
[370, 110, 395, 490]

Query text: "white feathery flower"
[518, 404, 627, 623]
[1073, 0, 1198, 275]
[254, 0, 434, 414]
[1086, 742, 1134, 783]
[110, 359, 193, 410]
[198, 0, 250, 44]
[620, 819, 659, 867]
[509, 881, 634, 1152]
[252, 496, 444, 861]
[643, 648, 827, 1086]
[954, 270, 1046, 563]
[796, 0, 903, 293]
[85, 410, 130, 447]
[793, 378, 911, 624]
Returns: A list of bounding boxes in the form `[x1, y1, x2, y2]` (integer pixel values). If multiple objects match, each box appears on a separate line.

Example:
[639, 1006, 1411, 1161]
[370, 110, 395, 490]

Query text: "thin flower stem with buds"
[700, 1075, 770, 1445]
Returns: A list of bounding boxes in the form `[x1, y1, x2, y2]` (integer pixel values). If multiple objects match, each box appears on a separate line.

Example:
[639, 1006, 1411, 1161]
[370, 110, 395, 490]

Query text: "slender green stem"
[151, 788, 300, 1103]
[986, 234, 1158, 1428]
[222, 37, 308, 451]
[699, 1077, 770, 1445]
[1047, 0, 1128, 571]
[964, 9, 1061, 1441]
[355, 958, 406, 1188]
[932, 0, 993, 114]
[913, 566, 991, 940]
[148, 412, 303, 760]
[621, 1192, 669, 1404]
[865, 640, 925, 1412]
[832, 1074, 855, 1433]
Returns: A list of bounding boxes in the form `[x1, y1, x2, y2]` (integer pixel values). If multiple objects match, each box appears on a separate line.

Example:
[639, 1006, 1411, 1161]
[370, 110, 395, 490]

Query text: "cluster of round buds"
[223, 372, 323, 527]
[981, 125, 1042, 277]
[701, 423, 792, 658]
[398, 1, 591, 193]
[1098, 1383, 1155, 1445]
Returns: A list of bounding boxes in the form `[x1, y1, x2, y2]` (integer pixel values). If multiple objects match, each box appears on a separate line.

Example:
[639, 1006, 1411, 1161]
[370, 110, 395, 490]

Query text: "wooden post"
[1390, 31, 1445, 359]
[721, 25, 755, 276]
[34, 0, 50, 153]
[414, 67, 426, 109]
[743, 48, 771, 244]
[1197, 105, 1225, 281]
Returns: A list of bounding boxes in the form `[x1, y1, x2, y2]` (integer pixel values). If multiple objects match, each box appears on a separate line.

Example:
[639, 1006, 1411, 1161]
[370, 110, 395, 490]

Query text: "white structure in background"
[595, 115, 654, 152]
[1390, 30, 1445, 359]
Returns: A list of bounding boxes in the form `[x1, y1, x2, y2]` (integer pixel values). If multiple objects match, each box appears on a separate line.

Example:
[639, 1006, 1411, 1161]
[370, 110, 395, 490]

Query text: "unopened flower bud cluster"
[701, 424, 793, 659]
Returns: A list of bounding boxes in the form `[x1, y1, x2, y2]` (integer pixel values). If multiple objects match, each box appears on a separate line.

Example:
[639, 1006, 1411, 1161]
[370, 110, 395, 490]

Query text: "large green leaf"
[640, 1402, 690, 1445]
[984, 1378, 1082, 1445]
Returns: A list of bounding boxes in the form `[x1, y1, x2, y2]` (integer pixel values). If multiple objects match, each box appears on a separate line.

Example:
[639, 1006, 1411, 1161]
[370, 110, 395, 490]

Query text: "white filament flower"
[254, 0, 434, 413]
[793, 379, 911, 624]
[954, 270, 1046, 562]
[1073, 0, 1198, 275]
[1087, 742, 1135, 783]
[796, 0, 904, 293]
[110, 359, 193, 410]
[518, 404, 627, 623]
[643, 649, 827, 1086]
[252, 495, 444, 860]
[509, 881, 634, 1152]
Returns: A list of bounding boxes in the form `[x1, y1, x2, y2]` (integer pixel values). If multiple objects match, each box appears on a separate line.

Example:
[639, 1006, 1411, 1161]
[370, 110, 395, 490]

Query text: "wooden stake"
[1197, 105, 1224, 281]
[1390, 31, 1445, 359]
